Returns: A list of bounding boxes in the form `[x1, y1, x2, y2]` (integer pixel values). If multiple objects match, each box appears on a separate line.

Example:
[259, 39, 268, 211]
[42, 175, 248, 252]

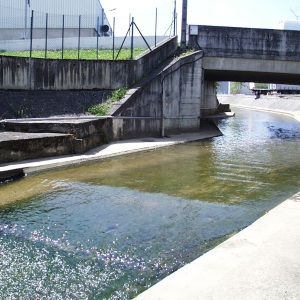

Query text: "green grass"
[0, 48, 146, 60]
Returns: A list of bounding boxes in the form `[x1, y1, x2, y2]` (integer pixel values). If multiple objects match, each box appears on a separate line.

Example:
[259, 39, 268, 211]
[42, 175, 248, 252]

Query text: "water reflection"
[0, 108, 299, 299]
[0, 184, 256, 299]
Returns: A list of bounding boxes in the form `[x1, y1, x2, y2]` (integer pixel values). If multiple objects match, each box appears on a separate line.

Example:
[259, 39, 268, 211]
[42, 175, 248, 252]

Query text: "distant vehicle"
[250, 82, 300, 97]
[251, 84, 300, 98]
[273, 84, 300, 93]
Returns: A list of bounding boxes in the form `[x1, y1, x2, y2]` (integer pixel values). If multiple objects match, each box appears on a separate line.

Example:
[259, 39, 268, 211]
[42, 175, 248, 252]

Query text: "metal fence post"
[97, 16, 99, 59]
[78, 15, 81, 59]
[45, 13, 48, 58]
[130, 17, 134, 59]
[62, 15, 65, 59]
[30, 10, 34, 58]
[113, 17, 115, 60]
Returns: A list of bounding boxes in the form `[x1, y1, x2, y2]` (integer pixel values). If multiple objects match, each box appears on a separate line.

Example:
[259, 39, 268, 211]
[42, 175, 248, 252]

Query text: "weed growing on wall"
[88, 103, 110, 116]
[88, 88, 128, 116]
[111, 88, 127, 101]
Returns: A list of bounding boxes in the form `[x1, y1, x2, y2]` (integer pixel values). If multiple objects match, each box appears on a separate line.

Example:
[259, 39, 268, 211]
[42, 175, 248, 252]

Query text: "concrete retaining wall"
[0, 36, 178, 90]
[108, 51, 204, 138]
[0, 117, 111, 163]
[0, 132, 74, 163]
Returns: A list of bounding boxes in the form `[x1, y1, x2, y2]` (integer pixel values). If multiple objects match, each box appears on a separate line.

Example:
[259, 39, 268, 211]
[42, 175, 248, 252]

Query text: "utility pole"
[180, 0, 187, 49]
[24, 0, 28, 39]
[173, 1, 177, 36]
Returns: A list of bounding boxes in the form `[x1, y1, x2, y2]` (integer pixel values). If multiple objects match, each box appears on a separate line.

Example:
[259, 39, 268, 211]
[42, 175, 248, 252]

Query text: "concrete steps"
[0, 117, 109, 164]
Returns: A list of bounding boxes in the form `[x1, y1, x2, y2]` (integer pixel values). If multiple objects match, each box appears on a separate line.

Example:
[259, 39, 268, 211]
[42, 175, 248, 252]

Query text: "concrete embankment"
[218, 94, 300, 121]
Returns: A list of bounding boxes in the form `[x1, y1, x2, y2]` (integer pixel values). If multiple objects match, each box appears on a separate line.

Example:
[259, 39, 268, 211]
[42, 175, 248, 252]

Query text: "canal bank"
[218, 94, 300, 121]
[135, 191, 300, 300]
[0, 121, 223, 185]
[135, 98, 300, 299]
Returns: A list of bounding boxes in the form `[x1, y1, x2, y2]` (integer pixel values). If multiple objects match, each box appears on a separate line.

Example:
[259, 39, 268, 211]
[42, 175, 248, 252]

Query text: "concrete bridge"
[188, 25, 300, 85]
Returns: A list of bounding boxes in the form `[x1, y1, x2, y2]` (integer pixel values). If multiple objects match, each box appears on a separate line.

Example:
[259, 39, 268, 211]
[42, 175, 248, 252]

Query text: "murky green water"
[0, 108, 299, 299]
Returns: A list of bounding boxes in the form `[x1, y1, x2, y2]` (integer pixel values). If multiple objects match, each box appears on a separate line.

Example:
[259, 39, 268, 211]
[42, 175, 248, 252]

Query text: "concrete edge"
[134, 191, 300, 299]
[0, 168, 25, 183]
[0, 129, 222, 176]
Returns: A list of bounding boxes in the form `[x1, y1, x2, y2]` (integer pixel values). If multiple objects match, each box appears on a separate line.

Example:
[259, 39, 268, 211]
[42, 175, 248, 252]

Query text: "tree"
[231, 82, 244, 94]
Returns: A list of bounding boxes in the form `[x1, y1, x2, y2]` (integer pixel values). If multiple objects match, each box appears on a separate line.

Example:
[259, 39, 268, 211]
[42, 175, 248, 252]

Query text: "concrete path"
[0, 128, 222, 175]
[135, 191, 300, 300]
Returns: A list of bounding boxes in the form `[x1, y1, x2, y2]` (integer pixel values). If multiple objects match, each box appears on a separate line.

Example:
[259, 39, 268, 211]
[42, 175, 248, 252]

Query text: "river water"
[0, 108, 299, 299]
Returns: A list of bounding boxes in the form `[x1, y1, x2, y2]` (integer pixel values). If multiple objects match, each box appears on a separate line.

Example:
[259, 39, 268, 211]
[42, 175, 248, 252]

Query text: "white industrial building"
[0, 0, 110, 40]
[277, 20, 300, 30]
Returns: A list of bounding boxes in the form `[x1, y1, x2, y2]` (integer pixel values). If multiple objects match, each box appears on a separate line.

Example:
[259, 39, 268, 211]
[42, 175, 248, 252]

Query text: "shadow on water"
[0, 108, 299, 299]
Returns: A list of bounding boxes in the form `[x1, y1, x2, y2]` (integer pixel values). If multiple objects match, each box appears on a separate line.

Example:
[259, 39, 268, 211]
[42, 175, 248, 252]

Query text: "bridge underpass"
[187, 25, 300, 112]
[202, 57, 300, 85]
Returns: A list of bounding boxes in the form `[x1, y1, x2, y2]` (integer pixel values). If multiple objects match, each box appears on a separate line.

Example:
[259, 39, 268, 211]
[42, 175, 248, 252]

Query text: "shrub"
[88, 88, 128, 116]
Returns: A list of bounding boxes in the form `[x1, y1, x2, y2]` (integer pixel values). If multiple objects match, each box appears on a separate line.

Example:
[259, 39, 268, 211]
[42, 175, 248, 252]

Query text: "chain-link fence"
[0, 1, 177, 60]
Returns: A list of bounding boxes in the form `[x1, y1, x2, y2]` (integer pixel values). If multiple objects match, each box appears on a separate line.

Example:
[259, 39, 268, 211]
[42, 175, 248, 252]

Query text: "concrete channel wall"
[0, 38, 209, 162]
[0, 37, 178, 90]
[218, 94, 300, 121]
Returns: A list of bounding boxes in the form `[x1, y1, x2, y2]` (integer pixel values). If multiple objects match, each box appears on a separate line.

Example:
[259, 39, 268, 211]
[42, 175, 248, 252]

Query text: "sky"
[100, 0, 300, 37]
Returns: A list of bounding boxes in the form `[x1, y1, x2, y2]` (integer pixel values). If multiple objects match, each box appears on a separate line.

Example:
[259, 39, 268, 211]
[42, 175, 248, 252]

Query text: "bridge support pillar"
[201, 81, 219, 116]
